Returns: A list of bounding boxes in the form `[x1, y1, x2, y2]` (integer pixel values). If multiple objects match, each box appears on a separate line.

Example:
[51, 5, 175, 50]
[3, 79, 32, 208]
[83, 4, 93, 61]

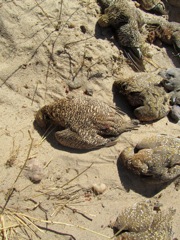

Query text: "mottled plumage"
[98, 0, 136, 28]
[97, 0, 180, 72]
[119, 135, 180, 183]
[35, 95, 139, 149]
[116, 20, 142, 52]
[141, 16, 180, 54]
[113, 201, 175, 240]
[112, 200, 175, 240]
[135, 0, 167, 15]
[97, 0, 116, 11]
[97, 0, 144, 71]
[114, 72, 170, 122]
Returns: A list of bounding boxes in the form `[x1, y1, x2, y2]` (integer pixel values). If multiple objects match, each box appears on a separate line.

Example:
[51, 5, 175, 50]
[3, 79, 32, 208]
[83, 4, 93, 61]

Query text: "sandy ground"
[0, 0, 180, 239]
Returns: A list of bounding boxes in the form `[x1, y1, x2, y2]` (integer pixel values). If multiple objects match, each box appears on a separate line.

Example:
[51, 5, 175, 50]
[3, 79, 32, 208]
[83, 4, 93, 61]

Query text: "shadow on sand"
[33, 120, 113, 154]
[116, 156, 176, 198]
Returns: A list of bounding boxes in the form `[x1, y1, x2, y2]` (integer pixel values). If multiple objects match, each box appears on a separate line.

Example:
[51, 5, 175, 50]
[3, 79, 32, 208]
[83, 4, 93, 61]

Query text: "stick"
[0, 131, 34, 214]
[33, 163, 93, 197]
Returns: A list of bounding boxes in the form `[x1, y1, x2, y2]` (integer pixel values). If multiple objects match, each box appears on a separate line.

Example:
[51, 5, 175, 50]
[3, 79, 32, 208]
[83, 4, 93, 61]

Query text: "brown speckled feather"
[120, 135, 180, 183]
[35, 95, 139, 149]
[113, 200, 175, 240]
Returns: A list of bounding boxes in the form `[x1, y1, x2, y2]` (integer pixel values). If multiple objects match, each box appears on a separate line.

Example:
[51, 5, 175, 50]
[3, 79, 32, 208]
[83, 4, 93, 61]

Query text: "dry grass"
[0, 206, 117, 240]
[0, 134, 114, 239]
[5, 139, 20, 168]
[0, 1, 128, 239]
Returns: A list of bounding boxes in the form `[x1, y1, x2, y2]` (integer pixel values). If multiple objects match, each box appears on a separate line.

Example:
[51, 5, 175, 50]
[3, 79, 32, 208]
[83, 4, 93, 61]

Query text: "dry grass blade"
[34, 0, 55, 29]
[1, 131, 34, 214]
[21, 215, 44, 234]
[0, 214, 8, 240]
[110, 225, 126, 239]
[11, 211, 113, 239]
[60, 163, 93, 189]
[0, 208, 116, 239]
[31, 81, 39, 106]
[14, 131, 34, 183]
[51, 192, 82, 216]
[143, 56, 161, 69]
[0, 224, 19, 231]
[33, 163, 94, 198]
[6, 138, 20, 168]
[1, 209, 43, 240]
[66, 205, 94, 221]
[38, 124, 57, 145]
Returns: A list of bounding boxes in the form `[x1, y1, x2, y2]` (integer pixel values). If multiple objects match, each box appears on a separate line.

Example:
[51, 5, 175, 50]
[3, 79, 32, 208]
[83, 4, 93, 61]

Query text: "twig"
[23, 215, 44, 234]
[0, 224, 19, 231]
[14, 131, 34, 183]
[72, 42, 87, 81]
[143, 56, 161, 69]
[33, 163, 94, 197]
[31, 81, 39, 106]
[38, 124, 57, 145]
[34, 0, 55, 29]
[110, 225, 126, 239]
[13, 214, 42, 239]
[0, 30, 55, 88]
[8, 211, 112, 239]
[3, 207, 114, 239]
[43, 157, 53, 169]
[60, 163, 93, 189]
[0, 131, 34, 214]
[64, 36, 94, 49]
[55, 0, 63, 31]
[0, 65, 22, 88]
[0, 215, 8, 240]
[25, 198, 49, 229]
[44, 58, 52, 103]
[37, 225, 77, 240]
[66, 206, 93, 221]
[51, 193, 82, 216]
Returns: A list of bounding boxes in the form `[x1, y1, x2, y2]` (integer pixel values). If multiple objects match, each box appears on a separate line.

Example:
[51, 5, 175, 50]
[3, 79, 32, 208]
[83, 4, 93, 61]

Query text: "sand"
[0, 0, 179, 239]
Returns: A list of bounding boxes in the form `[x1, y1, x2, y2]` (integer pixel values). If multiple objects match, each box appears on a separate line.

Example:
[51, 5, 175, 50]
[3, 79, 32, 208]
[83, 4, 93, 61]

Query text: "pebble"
[92, 183, 107, 195]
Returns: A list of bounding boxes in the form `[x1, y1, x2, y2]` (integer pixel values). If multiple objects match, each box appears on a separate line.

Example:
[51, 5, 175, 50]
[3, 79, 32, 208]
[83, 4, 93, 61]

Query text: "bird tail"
[123, 48, 145, 72]
[120, 119, 140, 134]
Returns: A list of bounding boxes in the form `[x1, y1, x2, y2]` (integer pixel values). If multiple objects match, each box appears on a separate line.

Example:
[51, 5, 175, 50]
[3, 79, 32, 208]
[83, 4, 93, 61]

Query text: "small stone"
[66, 79, 83, 90]
[170, 105, 180, 123]
[68, 23, 75, 29]
[92, 183, 107, 195]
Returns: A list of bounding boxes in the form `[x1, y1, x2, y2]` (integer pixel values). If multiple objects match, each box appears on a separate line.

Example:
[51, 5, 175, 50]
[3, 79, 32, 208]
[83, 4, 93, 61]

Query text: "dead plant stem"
[0, 131, 34, 214]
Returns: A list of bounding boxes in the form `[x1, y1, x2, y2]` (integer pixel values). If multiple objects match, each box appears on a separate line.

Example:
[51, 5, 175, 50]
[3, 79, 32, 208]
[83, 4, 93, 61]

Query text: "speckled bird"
[114, 72, 170, 122]
[112, 200, 175, 240]
[135, 0, 168, 15]
[97, 0, 144, 71]
[35, 95, 139, 149]
[119, 135, 180, 183]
